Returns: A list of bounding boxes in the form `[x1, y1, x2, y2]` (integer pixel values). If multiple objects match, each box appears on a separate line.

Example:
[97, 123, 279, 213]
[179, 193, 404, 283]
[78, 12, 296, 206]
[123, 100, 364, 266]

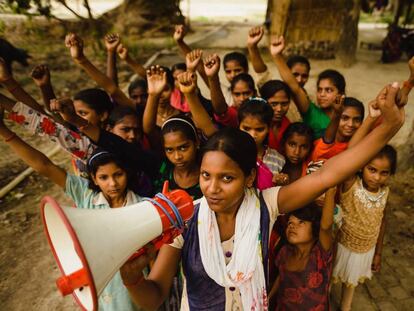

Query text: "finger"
[385, 82, 399, 106]
[376, 85, 388, 101]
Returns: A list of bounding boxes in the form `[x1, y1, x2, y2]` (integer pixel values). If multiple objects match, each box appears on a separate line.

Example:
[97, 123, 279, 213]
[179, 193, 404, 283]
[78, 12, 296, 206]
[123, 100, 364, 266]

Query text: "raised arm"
[204, 54, 228, 115]
[174, 25, 209, 87]
[278, 82, 404, 213]
[0, 58, 46, 114]
[173, 24, 192, 58]
[104, 33, 121, 85]
[269, 36, 310, 114]
[397, 55, 414, 107]
[50, 98, 100, 143]
[50, 98, 159, 179]
[178, 71, 217, 137]
[348, 99, 381, 149]
[247, 26, 267, 74]
[322, 95, 344, 143]
[65, 33, 135, 110]
[30, 64, 57, 112]
[143, 66, 167, 135]
[186, 49, 209, 86]
[319, 187, 336, 251]
[117, 43, 147, 79]
[0, 107, 66, 188]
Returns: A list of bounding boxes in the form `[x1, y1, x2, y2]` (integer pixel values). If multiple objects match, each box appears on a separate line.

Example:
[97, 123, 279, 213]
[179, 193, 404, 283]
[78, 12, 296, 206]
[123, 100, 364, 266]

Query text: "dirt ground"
[0, 19, 413, 311]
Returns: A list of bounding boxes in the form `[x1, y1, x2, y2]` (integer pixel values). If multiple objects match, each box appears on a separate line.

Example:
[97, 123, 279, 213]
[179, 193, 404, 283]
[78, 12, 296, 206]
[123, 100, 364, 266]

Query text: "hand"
[368, 99, 381, 118]
[203, 54, 221, 78]
[50, 98, 77, 123]
[117, 43, 129, 60]
[371, 253, 382, 272]
[272, 173, 290, 186]
[376, 82, 405, 129]
[65, 33, 85, 62]
[147, 65, 167, 95]
[247, 26, 264, 47]
[0, 57, 12, 83]
[177, 71, 197, 94]
[104, 33, 121, 52]
[120, 244, 156, 286]
[333, 95, 345, 114]
[173, 24, 186, 42]
[30, 64, 51, 87]
[269, 36, 285, 57]
[186, 49, 203, 73]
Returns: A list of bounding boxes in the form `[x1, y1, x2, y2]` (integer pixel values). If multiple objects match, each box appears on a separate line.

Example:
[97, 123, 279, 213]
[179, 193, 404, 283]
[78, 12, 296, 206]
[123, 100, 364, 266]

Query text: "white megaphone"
[40, 181, 193, 311]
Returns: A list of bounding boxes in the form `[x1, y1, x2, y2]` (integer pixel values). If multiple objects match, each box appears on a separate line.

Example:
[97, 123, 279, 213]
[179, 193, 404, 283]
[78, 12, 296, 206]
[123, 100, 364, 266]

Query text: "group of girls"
[0, 23, 410, 311]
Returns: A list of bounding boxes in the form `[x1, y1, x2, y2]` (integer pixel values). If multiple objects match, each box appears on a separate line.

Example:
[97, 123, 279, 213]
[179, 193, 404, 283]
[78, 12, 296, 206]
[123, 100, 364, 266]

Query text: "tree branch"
[83, 0, 95, 21]
[56, 0, 87, 20]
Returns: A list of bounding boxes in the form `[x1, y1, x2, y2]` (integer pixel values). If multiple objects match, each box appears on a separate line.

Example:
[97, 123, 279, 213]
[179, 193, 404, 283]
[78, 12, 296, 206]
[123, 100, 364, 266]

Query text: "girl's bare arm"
[269, 36, 310, 114]
[178, 72, 217, 137]
[65, 33, 135, 110]
[0, 109, 66, 188]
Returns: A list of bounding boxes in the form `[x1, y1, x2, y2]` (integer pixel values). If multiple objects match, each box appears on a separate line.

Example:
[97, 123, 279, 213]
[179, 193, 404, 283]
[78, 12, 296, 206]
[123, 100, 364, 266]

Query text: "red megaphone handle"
[162, 180, 169, 195]
[127, 228, 181, 262]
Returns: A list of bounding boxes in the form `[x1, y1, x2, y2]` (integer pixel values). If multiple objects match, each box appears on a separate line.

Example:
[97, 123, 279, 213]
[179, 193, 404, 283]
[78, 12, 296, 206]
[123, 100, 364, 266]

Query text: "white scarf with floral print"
[198, 189, 268, 310]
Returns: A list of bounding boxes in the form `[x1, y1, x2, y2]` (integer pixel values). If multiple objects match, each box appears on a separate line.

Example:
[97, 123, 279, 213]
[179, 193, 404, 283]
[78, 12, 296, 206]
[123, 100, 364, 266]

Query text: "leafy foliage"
[5, 0, 53, 17]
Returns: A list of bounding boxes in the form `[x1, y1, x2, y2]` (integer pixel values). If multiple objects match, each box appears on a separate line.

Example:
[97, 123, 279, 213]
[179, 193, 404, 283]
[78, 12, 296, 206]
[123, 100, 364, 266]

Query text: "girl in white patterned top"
[333, 145, 397, 311]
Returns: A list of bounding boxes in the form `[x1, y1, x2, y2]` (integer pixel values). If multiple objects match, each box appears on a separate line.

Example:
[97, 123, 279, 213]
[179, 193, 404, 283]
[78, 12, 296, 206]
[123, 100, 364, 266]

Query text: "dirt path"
[0, 21, 413, 311]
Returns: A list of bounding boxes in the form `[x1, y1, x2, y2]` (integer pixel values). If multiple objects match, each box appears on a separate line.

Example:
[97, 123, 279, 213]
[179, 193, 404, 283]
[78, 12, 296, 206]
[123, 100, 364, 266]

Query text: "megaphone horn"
[40, 183, 193, 311]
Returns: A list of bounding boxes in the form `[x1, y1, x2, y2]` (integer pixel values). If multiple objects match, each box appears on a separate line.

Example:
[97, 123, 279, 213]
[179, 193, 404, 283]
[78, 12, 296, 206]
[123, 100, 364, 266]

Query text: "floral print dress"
[274, 242, 333, 311]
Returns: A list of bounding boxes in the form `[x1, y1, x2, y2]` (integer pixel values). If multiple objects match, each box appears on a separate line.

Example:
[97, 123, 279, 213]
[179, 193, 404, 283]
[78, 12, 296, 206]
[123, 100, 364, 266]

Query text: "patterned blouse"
[275, 242, 333, 311]
[8, 102, 94, 177]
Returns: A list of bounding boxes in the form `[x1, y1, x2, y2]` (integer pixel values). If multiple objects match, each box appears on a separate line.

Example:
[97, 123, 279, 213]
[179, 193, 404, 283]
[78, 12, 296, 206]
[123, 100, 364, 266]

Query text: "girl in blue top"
[0, 108, 146, 311]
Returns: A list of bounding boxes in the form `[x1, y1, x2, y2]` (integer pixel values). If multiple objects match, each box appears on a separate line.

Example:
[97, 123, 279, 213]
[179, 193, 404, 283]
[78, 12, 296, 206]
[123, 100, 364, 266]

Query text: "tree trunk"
[103, 0, 184, 36]
[269, 0, 292, 37]
[337, 0, 361, 67]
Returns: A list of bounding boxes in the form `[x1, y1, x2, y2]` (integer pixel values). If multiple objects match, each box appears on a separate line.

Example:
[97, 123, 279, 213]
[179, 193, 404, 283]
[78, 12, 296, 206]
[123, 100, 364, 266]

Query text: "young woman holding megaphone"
[118, 83, 404, 311]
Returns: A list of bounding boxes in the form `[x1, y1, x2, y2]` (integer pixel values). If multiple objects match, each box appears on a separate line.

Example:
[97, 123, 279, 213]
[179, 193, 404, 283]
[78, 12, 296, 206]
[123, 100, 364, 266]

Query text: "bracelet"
[123, 273, 144, 287]
[4, 132, 16, 142]
[403, 80, 414, 89]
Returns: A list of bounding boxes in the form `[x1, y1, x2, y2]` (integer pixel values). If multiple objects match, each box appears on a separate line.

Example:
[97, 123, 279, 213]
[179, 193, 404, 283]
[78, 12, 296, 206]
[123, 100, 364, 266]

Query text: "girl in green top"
[270, 36, 346, 139]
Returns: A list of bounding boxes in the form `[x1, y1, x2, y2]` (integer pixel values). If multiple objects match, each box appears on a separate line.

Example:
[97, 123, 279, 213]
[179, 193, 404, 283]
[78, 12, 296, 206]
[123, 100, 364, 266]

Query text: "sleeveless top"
[181, 193, 271, 310]
[338, 177, 389, 253]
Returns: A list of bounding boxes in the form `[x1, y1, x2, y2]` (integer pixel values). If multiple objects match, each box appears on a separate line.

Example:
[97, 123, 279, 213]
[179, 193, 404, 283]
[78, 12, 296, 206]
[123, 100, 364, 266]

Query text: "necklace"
[354, 179, 386, 209]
